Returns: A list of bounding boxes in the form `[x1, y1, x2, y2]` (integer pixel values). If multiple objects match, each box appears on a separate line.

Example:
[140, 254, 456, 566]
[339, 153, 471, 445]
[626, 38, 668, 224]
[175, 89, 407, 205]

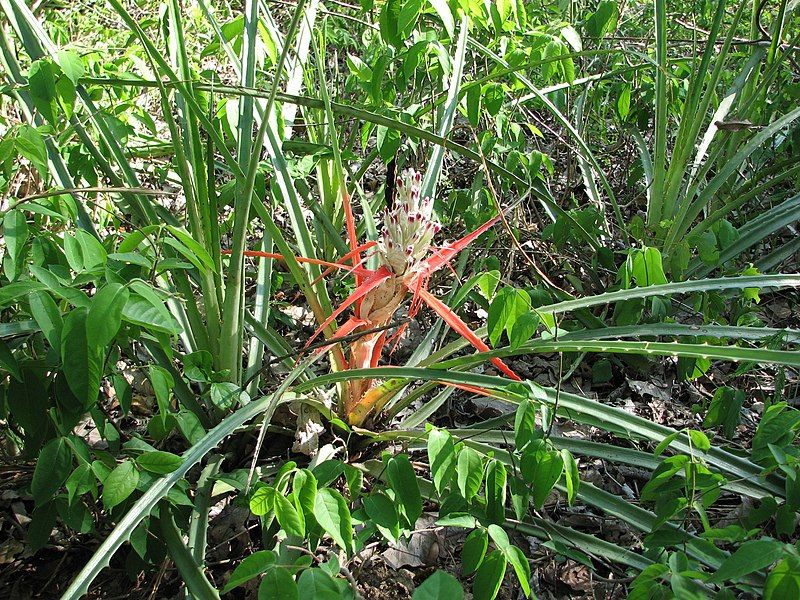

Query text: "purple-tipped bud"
[396, 176, 403, 189]
[406, 245, 414, 255]
[414, 171, 422, 183]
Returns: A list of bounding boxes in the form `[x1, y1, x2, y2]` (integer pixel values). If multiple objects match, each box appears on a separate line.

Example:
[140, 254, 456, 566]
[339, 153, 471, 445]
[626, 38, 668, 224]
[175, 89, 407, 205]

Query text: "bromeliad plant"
[241, 166, 520, 426]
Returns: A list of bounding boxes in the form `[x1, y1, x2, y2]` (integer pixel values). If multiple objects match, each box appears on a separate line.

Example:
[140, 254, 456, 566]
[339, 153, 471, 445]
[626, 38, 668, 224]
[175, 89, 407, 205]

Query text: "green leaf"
[65, 463, 95, 503]
[148, 365, 174, 427]
[654, 431, 679, 457]
[520, 442, 564, 509]
[485, 459, 507, 524]
[136, 451, 183, 474]
[427, 428, 456, 495]
[631, 247, 668, 287]
[87, 283, 129, 348]
[122, 282, 182, 335]
[222, 550, 277, 593]
[363, 492, 401, 542]
[250, 485, 276, 516]
[561, 449, 580, 506]
[387, 454, 422, 527]
[296, 569, 341, 599]
[31, 437, 72, 504]
[0, 339, 21, 382]
[313, 488, 353, 554]
[28, 59, 58, 124]
[617, 85, 631, 120]
[466, 85, 482, 127]
[61, 307, 103, 408]
[275, 493, 305, 537]
[28, 501, 58, 552]
[56, 50, 85, 85]
[462, 528, 488, 576]
[482, 82, 505, 117]
[398, 0, 423, 37]
[379, 0, 403, 47]
[473, 550, 507, 600]
[509, 312, 539, 350]
[585, 0, 618, 38]
[102, 460, 139, 509]
[457, 446, 483, 501]
[488, 288, 530, 347]
[765, 556, 800, 600]
[688, 430, 711, 453]
[15, 125, 48, 179]
[258, 565, 298, 600]
[513, 399, 536, 450]
[167, 227, 216, 272]
[28, 291, 63, 350]
[505, 545, 531, 596]
[704, 387, 744, 439]
[708, 539, 786, 583]
[4, 209, 28, 263]
[413, 570, 463, 599]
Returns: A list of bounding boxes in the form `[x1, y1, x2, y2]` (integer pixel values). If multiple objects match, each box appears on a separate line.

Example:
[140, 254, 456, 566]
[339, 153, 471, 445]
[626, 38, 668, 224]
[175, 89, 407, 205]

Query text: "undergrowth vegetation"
[1, 0, 799, 598]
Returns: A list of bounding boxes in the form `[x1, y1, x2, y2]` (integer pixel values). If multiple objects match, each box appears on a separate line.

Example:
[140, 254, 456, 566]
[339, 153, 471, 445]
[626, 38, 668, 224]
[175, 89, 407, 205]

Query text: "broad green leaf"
[313, 488, 353, 554]
[28, 59, 58, 124]
[514, 399, 536, 450]
[413, 570, 463, 599]
[222, 550, 277, 593]
[561, 449, 580, 505]
[102, 460, 139, 509]
[28, 291, 62, 349]
[4, 209, 28, 263]
[427, 428, 456, 495]
[87, 283, 129, 348]
[297, 568, 340, 600]
[509, 312, 539, 350]
[363, 492, 401, 542]
[485, 459, 507, 524]
[250, 485, 276, 516]
[462, 528, 488, 575]
[457, 447, 483, 501]
[520, 442, 564, 509]
[473, 550, 507, 600]
[136, 451, 183, 474]
[56, 50, 84, 85]
[387, 454, 422, 527]
[488, 288, 530, 348]
[61, 307, 103, 408]
[148, 365, 174, 427]
[15, 125, 48, 179]
[688, 430, 711, 453]
[466, 84, 481, 127]
[65, 463, 95, 503]
[631, 247, 668, 287]
[379, 0, 403, 47]
[123, 281, 182, 335]
[765, 556, 800, 600]
[398, 0, 423, 37]
[31, 436, 72, 504]
[487, 523, 510, 551]
[275, 493, 305, 537]
[74, 230, 106, 270]
[505, 545, 532, 597]
[258, 565, 298, 600]
[708, 539, 786, 583]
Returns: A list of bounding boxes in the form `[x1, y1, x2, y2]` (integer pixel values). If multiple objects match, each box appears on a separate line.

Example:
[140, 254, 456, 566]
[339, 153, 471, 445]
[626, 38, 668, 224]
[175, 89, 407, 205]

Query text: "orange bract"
[236, 168, 519, 425]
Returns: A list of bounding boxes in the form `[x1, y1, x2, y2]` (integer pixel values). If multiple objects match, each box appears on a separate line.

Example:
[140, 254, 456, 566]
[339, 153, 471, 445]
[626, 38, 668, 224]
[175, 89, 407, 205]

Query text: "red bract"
[238, 168, 519, 425]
